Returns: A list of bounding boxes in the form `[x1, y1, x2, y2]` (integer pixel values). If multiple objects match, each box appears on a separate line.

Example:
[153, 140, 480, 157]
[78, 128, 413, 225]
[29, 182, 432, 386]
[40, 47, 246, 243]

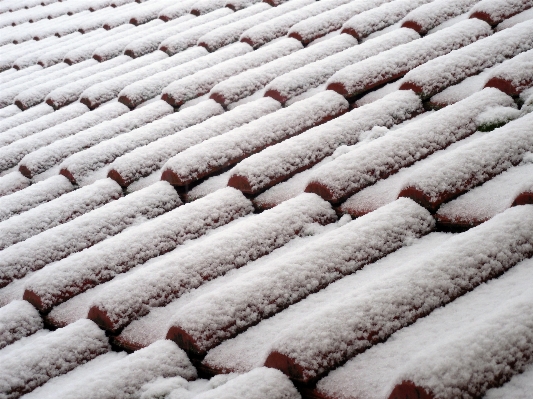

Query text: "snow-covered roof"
[1, 0, 533, 398]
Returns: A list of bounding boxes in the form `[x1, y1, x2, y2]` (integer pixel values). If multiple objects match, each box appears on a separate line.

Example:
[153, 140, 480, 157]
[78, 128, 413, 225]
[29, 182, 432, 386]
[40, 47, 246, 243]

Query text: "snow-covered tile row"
[0, 178, 122, 251]
[0, 300, 42, 350]
[292, 0, 394, 44]
[161, 91, 348, 187]
[400, 0, 479, 34]
[313, 254, 533, 399]
[265, 28, 419, 103]
[87, 194, 336, 333]
[436, 163, 533, 229]
[0, 103, 53, 132]
[0, 319, 109, 399]
[162, 38, 301, 107]
[400, 19, 533, 98]
[496, 6, 533, 31]
[167, 198, 433, 356]
[158, 0, 198, 21]
[210, 34, 356, 106]
[24, 188, 252, 313]
[108, 98, 280, 188]
[485, 362, 533, 399]
[328, 18, 491, 98]
[0, 181, 180, 288]
[485, 48, 533, 96]
[0, 102, 127, 173]
[0, 172, 30, 198]
[262, 204, 533, 383]
[340, 0, 431, 41]
[0, 175, 73, 223]
[305, 88, 513, 203]
[399, 111, 533, 212]
[0, 103, 88, 148]
[19, 100, 171, 179]
[198, 0, 313, 52]
[118, 42, 251, 109]
[470, 0, 533, 26]
[0, 0, 61, 14]
[228, 90, 423, 195]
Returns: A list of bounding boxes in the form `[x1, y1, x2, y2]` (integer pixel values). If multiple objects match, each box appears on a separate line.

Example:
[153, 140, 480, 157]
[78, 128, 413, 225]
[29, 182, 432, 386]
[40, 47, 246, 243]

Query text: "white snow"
[401, 19, 533, 98]
[327, 19, 491, 97]
[264, 28, 419, 103]
[485, 362, 533, 399]
[108, 98, 280, 187]
[210, 34, 356, 106]
[87, 194, 336, 332]
[0, 300, 42, 350]
[228, 90, 423, 194]
[0, 172, 30, 198]
[24, 188, 252, 312]
[18, 100, 171, 179]
[485, 48, 533, 95]
[0, 103, 54, 133]
[0, 181, 181, 287]
[0, 319, 109, 398]
[162, 91, 348, 185]
[469, 0, 533, 25]
[496, 7, 533, 31]
[0, 175, 73, 222]
[305, 88, 514, 203]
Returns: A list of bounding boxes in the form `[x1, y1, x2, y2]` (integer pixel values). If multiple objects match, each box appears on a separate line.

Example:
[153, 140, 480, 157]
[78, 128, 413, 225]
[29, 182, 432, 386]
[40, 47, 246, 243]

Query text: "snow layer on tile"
[162, 91, 348, 185]
[354, 80, 403, 107]
[400, 112, 533, 210]
[24, 188, 253, 312]
[266, 204, 533, 382]
[485, 48, 533, 95]
[19, 104, 169, 180]
[88, 194, 336, 332]
[80, 49, 205, 110]
[118, 42, 251, 109]
[400, 19, 533, 98]
[305, 88, 514, 203]
[210, 34, 356, 106]
[162, 38, 301, 107]
[0, 172, 30, 198]
[0, 319, 109, 399]
[496, 7, 533, 31]
[124, 0, 178, 26]
[0, 0, 61, 14]
[315, 256, 533, 399]
[198, 0, 315, 52]
[158, 0, 198, 21]
[0, 106, 22, 121]
[328, 19, 491, 98]
[46, 52, 168, 110]
[14, 58, 119, 110]
[428, 66, 494, 108]
[264, 28, 419, 103]
[0, 63, 69, 107]
[400, 0, 479, 34]
[109, 98, 280, 188]
[0, 103, 88, 148]
[240, 0, 353, 48]
[485, 362, 533, 399]
[436, 163, 533, 226]
[21, 352, 127, 399]
[25, 341, 196, 399]
[288, 0, 393, 44]
[168, 198, 433, 354]
[0, 104, 53, 133]
[114, 224, 343, 351]
[91, 19, 164, 62]
[191, 0, 228, 16]
[228, 90, 423, 194]
[203, 232, 451, 373]
[122, 14, 198, 58]
[470, 0, 533, 25]
[185, 170, 235, 202]
[194, 368, 300, 399]
[0, 102, 127, 173]
[160, 8, 260, 56]
[0, 300, 42, 350]
[0, 181, 180, 288]
[340, 0, 432, 41]
[63, 24, 136, 64]
[339, 131, 482, 217]
[0, 179, 121, 251]
[59, 101, 219, 184]
[1, 37, 62, 71]
[0, 176, 73, 222]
